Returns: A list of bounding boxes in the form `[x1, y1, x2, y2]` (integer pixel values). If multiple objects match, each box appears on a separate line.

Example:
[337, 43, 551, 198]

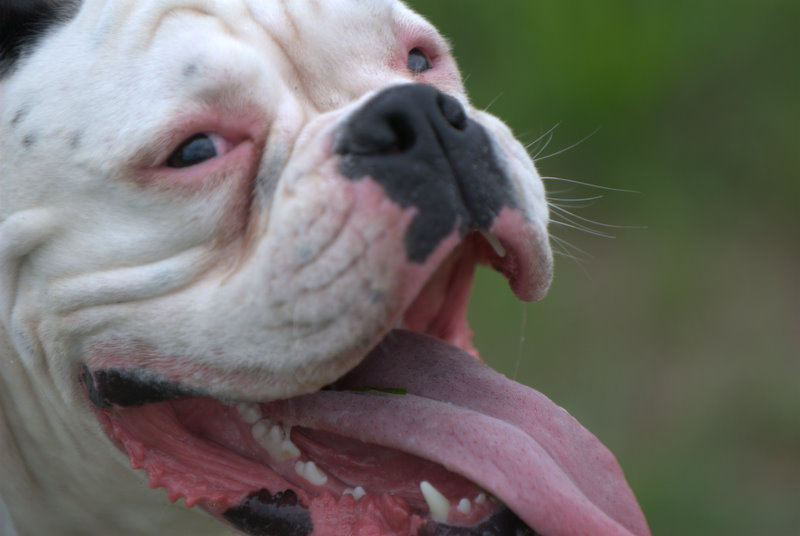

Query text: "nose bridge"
[335, 83, 517, 264]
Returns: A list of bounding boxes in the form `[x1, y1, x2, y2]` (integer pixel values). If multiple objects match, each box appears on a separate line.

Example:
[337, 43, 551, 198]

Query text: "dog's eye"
[407, 48, 433, 74]
[166, 134, 219, 168]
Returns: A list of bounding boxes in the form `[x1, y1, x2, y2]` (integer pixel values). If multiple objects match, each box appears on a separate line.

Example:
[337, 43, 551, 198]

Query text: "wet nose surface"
[337, 84, 468, 156]
[335, 84, 517, 263]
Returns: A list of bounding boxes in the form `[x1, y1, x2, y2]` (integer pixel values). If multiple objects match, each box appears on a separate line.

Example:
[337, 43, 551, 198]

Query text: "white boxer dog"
[0, 1, 651, 535]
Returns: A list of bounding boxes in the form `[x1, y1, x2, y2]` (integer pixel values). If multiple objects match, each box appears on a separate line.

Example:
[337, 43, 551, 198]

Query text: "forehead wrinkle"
[87, 0, 253, 53]
[137, 1, 248, 52]
[277, 0, 301, 43]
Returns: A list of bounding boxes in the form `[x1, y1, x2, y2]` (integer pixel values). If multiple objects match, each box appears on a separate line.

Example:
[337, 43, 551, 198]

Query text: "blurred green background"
[407, 1, 799, 535]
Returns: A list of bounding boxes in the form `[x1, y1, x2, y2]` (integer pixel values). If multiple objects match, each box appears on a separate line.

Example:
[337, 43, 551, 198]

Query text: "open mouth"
[81, 229, 646, 536]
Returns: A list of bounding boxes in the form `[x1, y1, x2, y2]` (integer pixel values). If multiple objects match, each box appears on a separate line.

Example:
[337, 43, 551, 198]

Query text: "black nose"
[336, 84, 468, 156]
[336, 84, 515, 264]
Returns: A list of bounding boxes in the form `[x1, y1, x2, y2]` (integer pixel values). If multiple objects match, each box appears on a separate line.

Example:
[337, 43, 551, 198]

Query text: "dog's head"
[0, 1, 649, 535]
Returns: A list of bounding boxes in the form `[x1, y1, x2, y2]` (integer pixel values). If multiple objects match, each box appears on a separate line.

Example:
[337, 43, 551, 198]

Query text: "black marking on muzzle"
[419, 508, 540, 536]
[223, 489, 313, 536]
[336, 84, 517, 264]
[81, 365, 198, 409]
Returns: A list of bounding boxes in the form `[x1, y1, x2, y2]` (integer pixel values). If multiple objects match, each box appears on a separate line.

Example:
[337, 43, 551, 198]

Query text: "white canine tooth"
[474, 492, 487, 505]
[479, 231, 506, 258]
[420, 481, 450, 524]
[236, 403, 263, 424]
[457, 498, 472, 514]
[295, 461, 328, 486]
[344, 486, 367, 501]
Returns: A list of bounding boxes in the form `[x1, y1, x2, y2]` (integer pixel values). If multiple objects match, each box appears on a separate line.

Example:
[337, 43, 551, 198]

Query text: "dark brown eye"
[408, 47, 433, 74]
[166, 134, 218, 168]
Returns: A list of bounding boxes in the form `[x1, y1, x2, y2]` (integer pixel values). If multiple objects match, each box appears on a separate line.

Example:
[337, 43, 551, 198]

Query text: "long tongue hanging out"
[96, 329, 650, 536]
[263, 330, 651, 536]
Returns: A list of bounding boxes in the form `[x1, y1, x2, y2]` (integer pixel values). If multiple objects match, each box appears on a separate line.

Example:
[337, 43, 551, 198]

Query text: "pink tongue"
[262, 330, 650, 536]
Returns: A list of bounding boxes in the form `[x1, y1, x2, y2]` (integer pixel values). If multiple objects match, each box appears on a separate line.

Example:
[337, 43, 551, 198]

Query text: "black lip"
[420, 507, 540, 536]
[223, 489, 313, 536]
[81, 365, 199, 409]
[221, 488, 540, 536]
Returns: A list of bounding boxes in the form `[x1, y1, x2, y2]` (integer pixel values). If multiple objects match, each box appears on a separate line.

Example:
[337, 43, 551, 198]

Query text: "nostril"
[345, 120, 397, 155]
[437, 93, 468, 131]
[387, 113, 416, 152]
[339, 112, 417, 156]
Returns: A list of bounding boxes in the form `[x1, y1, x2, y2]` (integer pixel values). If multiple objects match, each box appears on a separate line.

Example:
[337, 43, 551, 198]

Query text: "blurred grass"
[407, 1, 800, 535]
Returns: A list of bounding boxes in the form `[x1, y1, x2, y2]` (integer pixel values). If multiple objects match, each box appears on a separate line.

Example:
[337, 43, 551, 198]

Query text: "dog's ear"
[0, 0, 79, 77]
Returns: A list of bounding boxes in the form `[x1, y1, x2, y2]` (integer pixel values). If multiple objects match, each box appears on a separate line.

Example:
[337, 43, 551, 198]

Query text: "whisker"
[531, 131, 555, 160]
[549, 204, 646, 230]
[549, 219, 616, 239]
[549, 234, 593, 261]
[547, 195, 605, 204]
[483, 92, 504, 113]
[525, 122, 561, 153]
[549, 236, 593, 276]
[548, 196, 604, 210]
[542, 176, 640, 194]
[534, 128, 600, 162]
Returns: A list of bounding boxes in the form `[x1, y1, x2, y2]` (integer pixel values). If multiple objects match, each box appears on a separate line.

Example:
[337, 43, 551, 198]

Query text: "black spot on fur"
[223, 489, 313, 536]
[183, 62, 199, 77]
[69, 130, 83, 149]
[0, 0, 80, 77]
[22, 133, 36, 148]
[336, 84, 516, 264]
[11, 104, 31, 128]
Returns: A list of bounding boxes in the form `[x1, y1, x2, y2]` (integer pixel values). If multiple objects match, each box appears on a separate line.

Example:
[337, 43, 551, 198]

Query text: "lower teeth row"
[235, 402, 486, 522]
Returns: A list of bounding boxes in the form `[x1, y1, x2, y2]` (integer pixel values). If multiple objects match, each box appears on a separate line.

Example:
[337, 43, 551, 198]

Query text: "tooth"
[420, 481, 450, 524]
[268, 425, 284, 446]
[251, 420, 269, 441]
[474, 492, 487, 505]
[457, 498, 472, 514]
[295, 461, 328, 486]
[344, 486, 367, 501]
[280, 437, 301, 460]
[479, 231, 506, 258]
[251, 421, 300, 461]
[236, 403, 263, 424]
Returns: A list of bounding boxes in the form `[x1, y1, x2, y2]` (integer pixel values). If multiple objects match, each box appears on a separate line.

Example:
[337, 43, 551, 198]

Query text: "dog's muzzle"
[336, 84, 516, 264]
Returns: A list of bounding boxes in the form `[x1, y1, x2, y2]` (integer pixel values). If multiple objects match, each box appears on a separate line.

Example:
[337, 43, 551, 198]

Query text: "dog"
[0, 1, 651, 535]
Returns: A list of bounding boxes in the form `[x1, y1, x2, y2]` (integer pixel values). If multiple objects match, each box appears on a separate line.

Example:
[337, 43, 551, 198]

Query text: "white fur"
[0, 1, 550, 534]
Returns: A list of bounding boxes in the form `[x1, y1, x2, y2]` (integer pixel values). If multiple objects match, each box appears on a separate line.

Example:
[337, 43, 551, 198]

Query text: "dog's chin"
[79, 231, 643, 536]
